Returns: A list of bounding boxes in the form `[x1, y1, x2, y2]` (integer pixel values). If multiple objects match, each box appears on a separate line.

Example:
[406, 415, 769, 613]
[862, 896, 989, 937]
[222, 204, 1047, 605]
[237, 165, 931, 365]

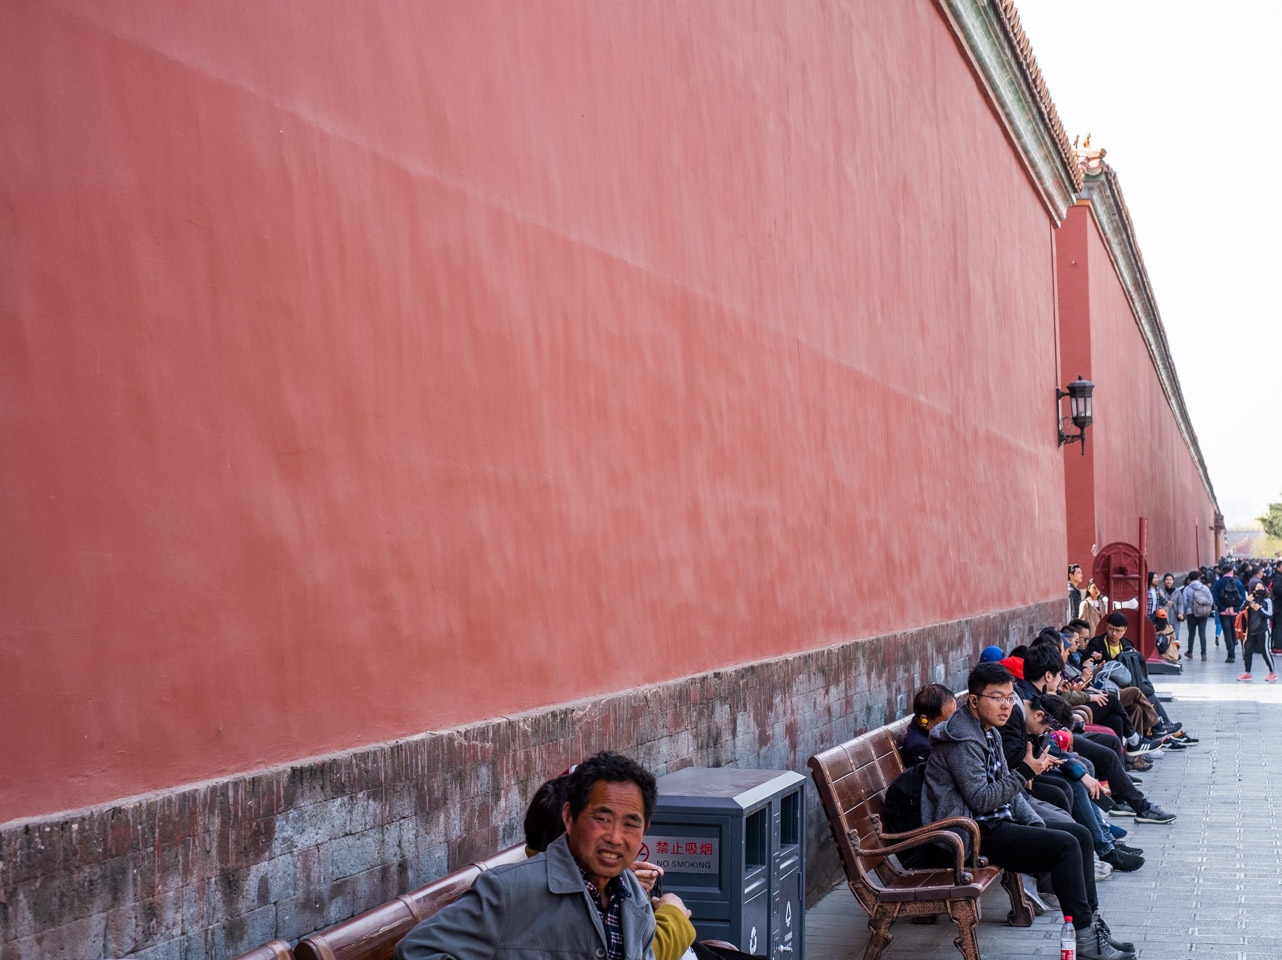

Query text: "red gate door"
[1092, 541, 1156, 661]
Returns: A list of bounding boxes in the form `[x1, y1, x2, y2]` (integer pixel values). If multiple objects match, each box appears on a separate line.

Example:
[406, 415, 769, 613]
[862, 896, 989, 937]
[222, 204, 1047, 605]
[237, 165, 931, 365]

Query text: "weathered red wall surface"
[1056, 204, 1216, 573]
[2, 0, 1066, 820]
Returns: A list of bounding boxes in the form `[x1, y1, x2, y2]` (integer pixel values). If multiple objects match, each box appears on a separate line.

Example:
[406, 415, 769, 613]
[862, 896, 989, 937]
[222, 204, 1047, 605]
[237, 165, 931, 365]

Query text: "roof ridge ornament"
[1073, 133, 1107, 176]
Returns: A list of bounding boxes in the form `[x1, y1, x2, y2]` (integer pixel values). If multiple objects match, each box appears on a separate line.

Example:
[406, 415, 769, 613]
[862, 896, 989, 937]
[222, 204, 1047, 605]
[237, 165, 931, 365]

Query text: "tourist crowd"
[390, 564, 1276, 960]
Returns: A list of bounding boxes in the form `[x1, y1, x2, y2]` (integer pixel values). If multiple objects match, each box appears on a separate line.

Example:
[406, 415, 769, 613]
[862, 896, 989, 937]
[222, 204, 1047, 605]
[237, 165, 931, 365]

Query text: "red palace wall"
[1057, 205, 1217, 574]
[1, 0, 1068, 826]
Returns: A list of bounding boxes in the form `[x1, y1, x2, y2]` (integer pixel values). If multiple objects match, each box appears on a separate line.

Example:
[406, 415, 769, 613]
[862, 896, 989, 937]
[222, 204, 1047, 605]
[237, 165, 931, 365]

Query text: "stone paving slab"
[803, 655, 1282, 959]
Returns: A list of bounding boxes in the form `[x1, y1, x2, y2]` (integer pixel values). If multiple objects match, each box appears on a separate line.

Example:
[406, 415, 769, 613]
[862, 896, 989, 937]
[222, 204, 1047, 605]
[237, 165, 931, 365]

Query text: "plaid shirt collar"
[579, 867, 631, 960]
[974, 727, 1015, 824]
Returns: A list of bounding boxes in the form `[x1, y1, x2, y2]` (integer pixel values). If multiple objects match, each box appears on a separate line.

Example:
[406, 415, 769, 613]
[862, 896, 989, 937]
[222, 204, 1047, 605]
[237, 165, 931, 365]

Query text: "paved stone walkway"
[805, 652, 1282, 959]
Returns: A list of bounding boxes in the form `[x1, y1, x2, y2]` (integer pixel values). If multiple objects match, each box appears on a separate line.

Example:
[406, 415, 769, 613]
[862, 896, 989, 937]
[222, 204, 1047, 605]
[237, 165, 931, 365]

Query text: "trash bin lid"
[654, 767, 805, 811]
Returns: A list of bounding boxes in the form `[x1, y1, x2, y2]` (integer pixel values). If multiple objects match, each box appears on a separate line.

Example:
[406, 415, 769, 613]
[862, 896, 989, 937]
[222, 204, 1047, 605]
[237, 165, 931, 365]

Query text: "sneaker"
[1173, 732, 1200, 744]
[1164, 738, 1189, 750]
[1114, 841, 1144, 855]
[1094, 858, 1114, 881]
[1227, 656, 1236, 663]
[1106, 822, 1128, 840]
[1135, 803, 1176, 824]
[1202, 654, 1207, 660]
[1076, 915, 1133, 959]
[1128, 775, 1143, 785]
[1268, 674, 1279, 683]
[1108, 801, 1139, 818]
[1238, 673, 1253, 682]
[1151, 720, 1183, 736]
[1101, 846, 1145, 871]
[1185, 649, 1194, 659]
[1127, 740, 1163, 757]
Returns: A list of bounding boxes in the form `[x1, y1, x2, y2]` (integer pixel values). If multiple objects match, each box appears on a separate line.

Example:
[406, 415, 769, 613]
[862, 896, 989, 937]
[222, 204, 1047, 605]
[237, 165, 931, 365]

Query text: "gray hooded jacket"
[922, 699, 1042, 846]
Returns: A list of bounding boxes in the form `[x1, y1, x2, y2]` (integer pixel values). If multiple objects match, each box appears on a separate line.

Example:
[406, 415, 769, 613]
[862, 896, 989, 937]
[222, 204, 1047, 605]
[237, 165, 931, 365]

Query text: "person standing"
[1078, 580, 1107, 635]
[1180, 573, 1215, 661]
[1068, 564, 1085, 623]
[1238, 585, 1276, 683]
[1271, 568, 1282, 654]
[1214, 566, 1248, 664]
[1157, 574, 1178, 627]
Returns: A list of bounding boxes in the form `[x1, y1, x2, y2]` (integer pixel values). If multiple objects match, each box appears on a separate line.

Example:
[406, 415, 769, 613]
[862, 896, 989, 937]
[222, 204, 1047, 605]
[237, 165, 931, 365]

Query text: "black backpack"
[881, 763, 950, 869]
[1220, 578, 1244, 610]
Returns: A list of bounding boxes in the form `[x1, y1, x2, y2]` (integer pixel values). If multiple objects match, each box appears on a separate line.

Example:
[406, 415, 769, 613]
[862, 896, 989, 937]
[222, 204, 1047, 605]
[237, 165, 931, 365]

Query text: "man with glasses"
[922, 661, 1135, 960]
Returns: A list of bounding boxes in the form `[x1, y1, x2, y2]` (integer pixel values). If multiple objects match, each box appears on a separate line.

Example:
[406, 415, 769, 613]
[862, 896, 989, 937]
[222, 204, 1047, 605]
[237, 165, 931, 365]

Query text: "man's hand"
[652, 893, 692, 918]
[631, 861, 663, 894]
[1023, 740, 1057, 776]
[1080, 662, 1095, 681]
[1089, 691, 1108, 706]
[1090, 651, 1104, 662]
[1177, 613, 1185, 621]
[1080, 774, 1102, 799]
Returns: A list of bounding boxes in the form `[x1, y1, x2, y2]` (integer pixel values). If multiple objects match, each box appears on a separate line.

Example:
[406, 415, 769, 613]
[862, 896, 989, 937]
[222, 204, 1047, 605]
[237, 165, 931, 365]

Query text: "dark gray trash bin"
[643, 767, 805, 959]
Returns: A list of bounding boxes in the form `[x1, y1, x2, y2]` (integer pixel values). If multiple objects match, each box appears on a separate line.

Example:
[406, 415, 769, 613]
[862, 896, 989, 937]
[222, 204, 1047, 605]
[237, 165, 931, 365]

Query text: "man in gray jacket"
[396, 751, 684, 960]
[923, 661, 1134, 960]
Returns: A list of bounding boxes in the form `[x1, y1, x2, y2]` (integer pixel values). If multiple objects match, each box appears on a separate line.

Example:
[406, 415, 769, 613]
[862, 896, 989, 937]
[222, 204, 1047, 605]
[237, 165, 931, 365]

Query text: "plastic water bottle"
[1060, 915, 1076, 960]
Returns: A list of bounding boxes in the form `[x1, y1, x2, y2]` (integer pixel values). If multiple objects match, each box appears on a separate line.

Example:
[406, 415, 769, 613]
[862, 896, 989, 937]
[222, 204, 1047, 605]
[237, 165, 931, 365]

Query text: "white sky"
[1015, 1, 1282, 527]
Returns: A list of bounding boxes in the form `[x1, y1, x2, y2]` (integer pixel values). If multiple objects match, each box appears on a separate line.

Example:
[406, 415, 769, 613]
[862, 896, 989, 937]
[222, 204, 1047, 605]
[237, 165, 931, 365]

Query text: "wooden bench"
[294, 844, 528, 960]
[808, 717, 1033, 960]
[229, 940, 295, 960]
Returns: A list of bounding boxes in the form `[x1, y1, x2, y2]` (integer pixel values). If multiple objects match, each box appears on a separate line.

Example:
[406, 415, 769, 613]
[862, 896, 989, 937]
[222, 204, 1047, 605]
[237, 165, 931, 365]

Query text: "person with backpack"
[1238, 585, 1276, 683]
[1213, 567, 1248, 664]
[1180, 572, 1216, 661]
[1271, 569, 1282, 654]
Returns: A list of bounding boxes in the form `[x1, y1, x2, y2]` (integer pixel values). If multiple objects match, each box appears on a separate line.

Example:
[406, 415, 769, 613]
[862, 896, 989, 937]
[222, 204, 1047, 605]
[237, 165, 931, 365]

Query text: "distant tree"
[1258, 498, 1282, 541]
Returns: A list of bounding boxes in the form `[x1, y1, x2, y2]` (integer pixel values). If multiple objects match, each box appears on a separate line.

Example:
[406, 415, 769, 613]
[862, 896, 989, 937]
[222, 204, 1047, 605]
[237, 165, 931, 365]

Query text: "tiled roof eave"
[934, 0, 1082, 224]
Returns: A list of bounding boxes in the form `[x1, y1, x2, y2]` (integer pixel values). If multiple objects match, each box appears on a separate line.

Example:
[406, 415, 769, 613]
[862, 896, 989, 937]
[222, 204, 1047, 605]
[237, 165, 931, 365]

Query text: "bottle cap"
[1064, 915, 1072, 922]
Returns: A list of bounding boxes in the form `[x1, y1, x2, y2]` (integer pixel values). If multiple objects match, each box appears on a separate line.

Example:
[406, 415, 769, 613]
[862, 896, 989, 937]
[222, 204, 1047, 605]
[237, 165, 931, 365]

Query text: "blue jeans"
[1068, 778, 1113, 854]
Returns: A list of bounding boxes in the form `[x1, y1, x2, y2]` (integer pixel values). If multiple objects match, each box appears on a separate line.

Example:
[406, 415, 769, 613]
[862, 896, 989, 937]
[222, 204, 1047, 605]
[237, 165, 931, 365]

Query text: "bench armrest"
[872, 814, 986, 868]
[852, 825, 973, 885]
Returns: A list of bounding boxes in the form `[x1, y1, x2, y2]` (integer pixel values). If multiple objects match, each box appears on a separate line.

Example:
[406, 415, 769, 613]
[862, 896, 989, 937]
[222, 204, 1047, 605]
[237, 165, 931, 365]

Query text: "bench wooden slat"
[295, 845, 524, 960]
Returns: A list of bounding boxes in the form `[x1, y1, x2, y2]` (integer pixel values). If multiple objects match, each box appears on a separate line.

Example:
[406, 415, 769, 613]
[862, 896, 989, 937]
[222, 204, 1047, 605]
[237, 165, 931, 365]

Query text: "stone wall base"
[0, 599, 1064, 960]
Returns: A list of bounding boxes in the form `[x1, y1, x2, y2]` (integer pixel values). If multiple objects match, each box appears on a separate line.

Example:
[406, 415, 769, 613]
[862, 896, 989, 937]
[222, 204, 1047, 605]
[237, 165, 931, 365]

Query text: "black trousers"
[1219, 613, 1239, 656]
[1086, 692, 1134, 740]
[1073, 732, 1143, 808]
[1185, 615, 1209, 655]
[1031, 774, 1073, 812]
[1243, 633, 1274, 674]
[979, 819, 1095, 930]
[1083, 730, 1125, 766]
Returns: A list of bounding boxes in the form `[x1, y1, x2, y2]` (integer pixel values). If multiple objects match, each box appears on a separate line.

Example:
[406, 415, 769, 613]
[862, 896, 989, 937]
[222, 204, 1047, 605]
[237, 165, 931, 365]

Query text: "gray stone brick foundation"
[0, 599, 1063, 960]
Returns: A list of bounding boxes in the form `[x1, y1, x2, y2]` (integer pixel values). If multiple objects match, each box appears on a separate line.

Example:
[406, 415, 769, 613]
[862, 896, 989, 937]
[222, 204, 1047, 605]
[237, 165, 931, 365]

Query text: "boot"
[1096, 914, 1135, 953]
[1077, 915, 1136, 959]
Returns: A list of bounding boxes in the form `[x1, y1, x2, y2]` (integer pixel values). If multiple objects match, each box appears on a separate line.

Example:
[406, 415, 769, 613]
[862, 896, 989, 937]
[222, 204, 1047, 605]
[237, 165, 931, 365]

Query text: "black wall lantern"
[1057, 375, 1094, 454]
